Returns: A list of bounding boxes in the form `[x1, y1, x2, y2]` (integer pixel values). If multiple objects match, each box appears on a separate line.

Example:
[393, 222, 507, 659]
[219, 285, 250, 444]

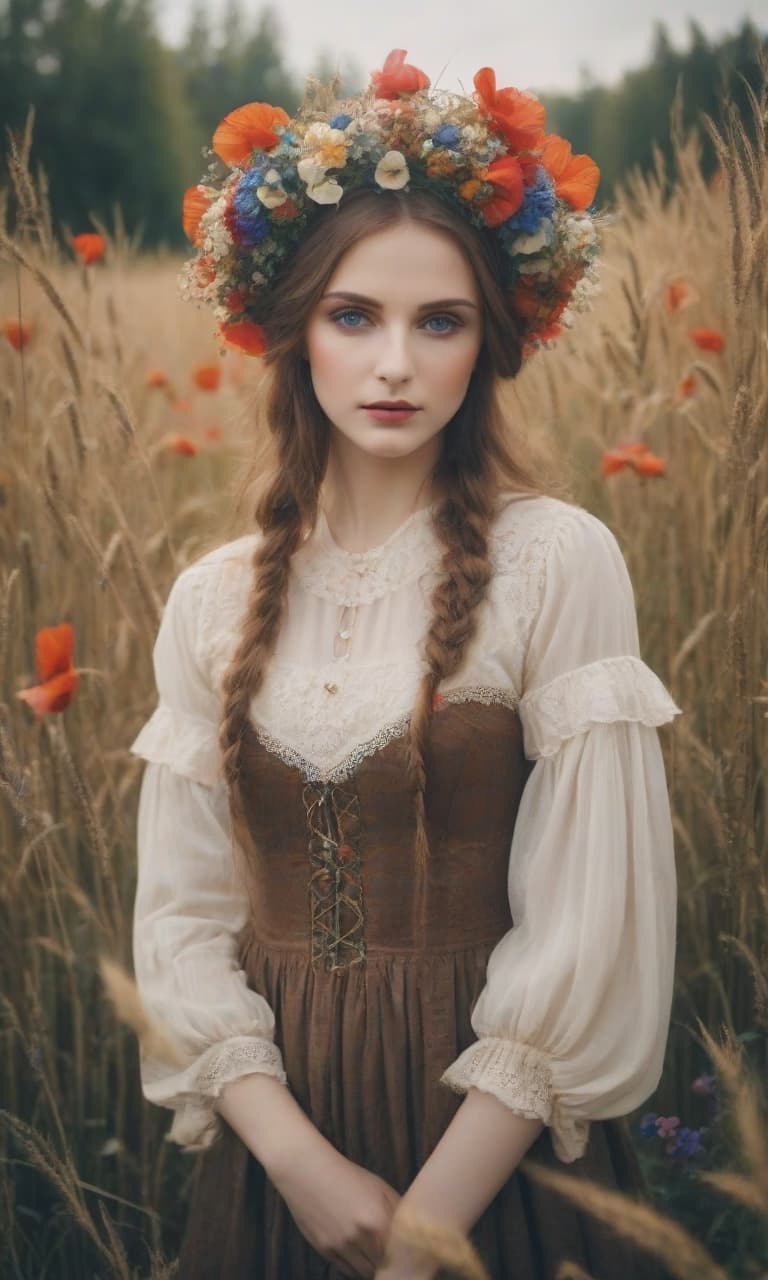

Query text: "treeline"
[1, 1, 765, 247]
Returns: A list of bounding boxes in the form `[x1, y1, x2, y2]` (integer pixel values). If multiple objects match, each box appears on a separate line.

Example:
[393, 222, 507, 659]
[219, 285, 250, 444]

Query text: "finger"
[340, 1241, 377, 1279]
[326, 1250, 358, 1279]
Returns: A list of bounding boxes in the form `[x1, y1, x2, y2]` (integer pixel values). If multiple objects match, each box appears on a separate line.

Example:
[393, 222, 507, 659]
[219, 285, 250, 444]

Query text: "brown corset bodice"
[231, 699, 534, 966]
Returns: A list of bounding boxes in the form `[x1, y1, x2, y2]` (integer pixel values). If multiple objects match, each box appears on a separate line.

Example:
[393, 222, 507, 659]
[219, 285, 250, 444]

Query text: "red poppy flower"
[539, 135, 600, 211]
[183, 186, 212, 245]
[145, 368, 170, 389]
[220, 319, 268, 356]
[676, 373, 696, 400]
[473, 68, 546, 151]
[212, 102, 290, 167]
[72, 233, 106, 264]
[17, 623, 79, 716]
[162, 434, 199, 456]
[480, 155, 525, 227]
[601, 442, 666, 479]
[689, 327, 725, 353]
[370, 49, 430, 100]
[3, 320, 33, 351]
[665, 279, 698, 313]
[192, 363, 222, 391]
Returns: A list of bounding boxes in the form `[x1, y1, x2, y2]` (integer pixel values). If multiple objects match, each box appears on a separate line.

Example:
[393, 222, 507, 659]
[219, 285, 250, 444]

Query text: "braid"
[218, 485, 305, 800]
[405, 475, 495, 871]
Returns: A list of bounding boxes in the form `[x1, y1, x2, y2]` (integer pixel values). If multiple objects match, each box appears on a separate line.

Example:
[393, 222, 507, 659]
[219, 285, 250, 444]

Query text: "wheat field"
[1, 71, 766, 1280]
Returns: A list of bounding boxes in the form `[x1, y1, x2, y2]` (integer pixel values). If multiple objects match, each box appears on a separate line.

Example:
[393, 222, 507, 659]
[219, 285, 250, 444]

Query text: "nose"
[373, 323, 414, 385]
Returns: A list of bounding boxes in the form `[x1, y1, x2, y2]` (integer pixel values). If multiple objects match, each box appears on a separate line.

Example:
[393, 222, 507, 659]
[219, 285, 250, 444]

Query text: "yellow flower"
[426, 151, 458, 178]
[375, 150, 410, 190]
[458, 178, 482, 202]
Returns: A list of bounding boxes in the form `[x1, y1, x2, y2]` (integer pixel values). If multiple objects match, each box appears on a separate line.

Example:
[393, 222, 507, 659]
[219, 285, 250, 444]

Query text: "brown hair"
[218, 187, 567, 868]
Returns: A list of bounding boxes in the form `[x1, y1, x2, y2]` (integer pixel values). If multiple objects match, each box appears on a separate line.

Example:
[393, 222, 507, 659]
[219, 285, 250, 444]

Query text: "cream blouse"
[130, 492, 682, 1162]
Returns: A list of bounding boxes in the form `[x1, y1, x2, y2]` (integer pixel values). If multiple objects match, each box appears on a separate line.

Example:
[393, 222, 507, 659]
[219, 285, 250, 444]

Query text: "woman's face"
[305, 220, 483, 461]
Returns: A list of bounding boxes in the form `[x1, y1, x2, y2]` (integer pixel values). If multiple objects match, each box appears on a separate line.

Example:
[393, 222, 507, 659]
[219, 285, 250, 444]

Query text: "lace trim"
[440, 1035, 555, 1119]
[304, 780, 366, 971]
[254, 685, 520, 784]
[129, 701, 222, 787]
[518, 655, 683, 759]
[290, 506, 442, 605]
[192, 1035, 287, 1098]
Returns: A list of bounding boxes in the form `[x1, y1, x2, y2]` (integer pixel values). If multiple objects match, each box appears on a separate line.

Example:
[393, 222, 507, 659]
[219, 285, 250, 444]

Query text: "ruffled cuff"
[130, 701, 222, 788]
[439, 1036, 590, 1163]
[143, 1035, 288, 1151]
[519, 655, 682, 760]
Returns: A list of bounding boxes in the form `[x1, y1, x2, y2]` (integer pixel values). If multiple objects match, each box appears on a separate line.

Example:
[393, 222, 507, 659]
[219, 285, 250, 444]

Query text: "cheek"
[307, 326, 358, 386]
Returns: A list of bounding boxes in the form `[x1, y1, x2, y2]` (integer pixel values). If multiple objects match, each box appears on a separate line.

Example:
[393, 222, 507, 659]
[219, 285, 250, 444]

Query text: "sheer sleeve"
[130, 566, 287, 1151]
[440, 507, 683, 1163]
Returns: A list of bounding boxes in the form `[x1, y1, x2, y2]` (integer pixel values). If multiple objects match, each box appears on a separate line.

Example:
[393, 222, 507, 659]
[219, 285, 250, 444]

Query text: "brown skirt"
[177, 943, 669, 1280]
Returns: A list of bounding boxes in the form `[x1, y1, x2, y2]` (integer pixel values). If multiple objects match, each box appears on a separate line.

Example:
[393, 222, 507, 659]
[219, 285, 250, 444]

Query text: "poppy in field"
[72, 233, 106, 265]
[220, 319, 268, 356]
[665, 279, 698, 313]
[601, 442, 666, 479]
[371, 49, 430, 100]
[17, 623, 79, 716]
[192, 363, 222, 392]
[145, 369, 170, 389]
[3, 320, 33, 351]
[689, 327, 725, 353]
[162, 434, 199, 456]
[212, 103, 291, 167]
[676, 373, 696, 401]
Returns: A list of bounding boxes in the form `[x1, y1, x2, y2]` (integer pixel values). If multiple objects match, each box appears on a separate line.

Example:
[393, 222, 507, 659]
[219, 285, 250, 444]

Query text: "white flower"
[257, 184, 290, 209]
[511, 219, 554, 255]
[375, 150, 410, 190]
[422, 108, 441, 132]
[304, 123, 346, 149]
[298, 158, 343, 204]
[517, 256, 550, 275]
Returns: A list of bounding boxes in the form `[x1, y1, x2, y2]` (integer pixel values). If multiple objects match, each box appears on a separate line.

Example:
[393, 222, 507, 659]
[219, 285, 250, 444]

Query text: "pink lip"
[363, 405, 420, 423]
[362, 401, 418, 409]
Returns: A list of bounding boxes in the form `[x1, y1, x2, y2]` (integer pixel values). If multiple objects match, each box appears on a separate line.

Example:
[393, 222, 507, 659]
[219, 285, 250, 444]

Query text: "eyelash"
[329, 308, 462, 335]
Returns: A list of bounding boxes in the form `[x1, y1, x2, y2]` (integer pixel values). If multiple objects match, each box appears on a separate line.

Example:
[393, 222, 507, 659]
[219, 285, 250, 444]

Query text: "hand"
[268, 1142, 401, 1278]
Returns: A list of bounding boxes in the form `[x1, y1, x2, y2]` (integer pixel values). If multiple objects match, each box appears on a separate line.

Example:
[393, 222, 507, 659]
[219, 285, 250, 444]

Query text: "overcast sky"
[157, 0, 765, 95]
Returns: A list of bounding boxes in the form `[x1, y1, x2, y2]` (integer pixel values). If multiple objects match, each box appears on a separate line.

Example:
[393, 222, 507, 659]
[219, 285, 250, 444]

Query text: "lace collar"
[290, 504, 443, 606]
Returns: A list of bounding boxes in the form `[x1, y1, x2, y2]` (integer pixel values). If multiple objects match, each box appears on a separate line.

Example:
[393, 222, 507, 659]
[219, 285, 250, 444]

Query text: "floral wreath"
[181, 49, 602, 359]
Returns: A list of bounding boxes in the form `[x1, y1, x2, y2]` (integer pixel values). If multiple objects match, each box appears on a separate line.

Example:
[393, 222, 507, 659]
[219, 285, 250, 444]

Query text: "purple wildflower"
[331, 113, 353, 130]
[499, 165, 556, 237]
[691, 1074, 717, 1098]
[639, 1112, 658, 1137]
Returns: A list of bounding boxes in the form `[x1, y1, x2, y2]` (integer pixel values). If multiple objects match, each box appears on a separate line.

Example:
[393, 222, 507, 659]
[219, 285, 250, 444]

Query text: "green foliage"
[542, 19, 766, 201]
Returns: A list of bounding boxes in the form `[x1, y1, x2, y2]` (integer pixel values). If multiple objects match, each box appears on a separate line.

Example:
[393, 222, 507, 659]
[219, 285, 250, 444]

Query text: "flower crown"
[181, 49, 602, 358]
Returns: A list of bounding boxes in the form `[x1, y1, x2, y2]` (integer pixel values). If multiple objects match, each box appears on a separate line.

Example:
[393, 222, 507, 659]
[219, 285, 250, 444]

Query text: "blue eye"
[332, 308, 368, 328]
[424, 315, 459, 334]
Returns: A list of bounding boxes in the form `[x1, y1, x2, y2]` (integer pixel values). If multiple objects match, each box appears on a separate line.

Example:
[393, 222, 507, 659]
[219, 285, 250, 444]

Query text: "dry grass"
[0, 61, 767, 1278]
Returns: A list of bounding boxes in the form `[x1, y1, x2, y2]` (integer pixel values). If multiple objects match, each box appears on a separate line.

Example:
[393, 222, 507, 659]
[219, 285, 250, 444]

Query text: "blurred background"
[2, 5, 768, 1279]
[2, 0, 766, 243]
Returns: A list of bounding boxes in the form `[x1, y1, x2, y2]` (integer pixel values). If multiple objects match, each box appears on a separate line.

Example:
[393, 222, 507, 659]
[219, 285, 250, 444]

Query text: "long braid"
[218, 486, 305, 805]
[405, 473, 496, 872]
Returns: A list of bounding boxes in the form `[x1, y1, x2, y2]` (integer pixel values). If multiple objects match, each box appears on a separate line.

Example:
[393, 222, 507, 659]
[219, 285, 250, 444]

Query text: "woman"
[131, 50, 681, 1280]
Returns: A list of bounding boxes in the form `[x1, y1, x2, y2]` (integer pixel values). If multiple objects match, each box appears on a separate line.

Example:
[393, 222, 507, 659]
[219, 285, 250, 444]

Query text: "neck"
[321, 435, 444, 553]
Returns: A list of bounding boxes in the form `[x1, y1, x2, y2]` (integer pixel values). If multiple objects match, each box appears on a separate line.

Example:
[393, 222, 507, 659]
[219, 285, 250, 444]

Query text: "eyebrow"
[323, 290, 478, 311]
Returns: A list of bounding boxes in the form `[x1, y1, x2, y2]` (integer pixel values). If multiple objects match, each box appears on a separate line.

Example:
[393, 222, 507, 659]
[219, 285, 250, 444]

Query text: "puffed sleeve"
[440, 507, 683, 1162]
[130, 565, 287, 1151]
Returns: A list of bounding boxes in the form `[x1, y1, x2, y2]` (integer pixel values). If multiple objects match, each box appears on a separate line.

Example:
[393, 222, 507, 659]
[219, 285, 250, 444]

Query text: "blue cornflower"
[502, 166, 556, 235]
[433, 124, 460, 149]
[673, 1127, 704, 1159]
[331, 113, 353, 130]
[638, 1112, 658, 1138]
[232, 169, 270, 248]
